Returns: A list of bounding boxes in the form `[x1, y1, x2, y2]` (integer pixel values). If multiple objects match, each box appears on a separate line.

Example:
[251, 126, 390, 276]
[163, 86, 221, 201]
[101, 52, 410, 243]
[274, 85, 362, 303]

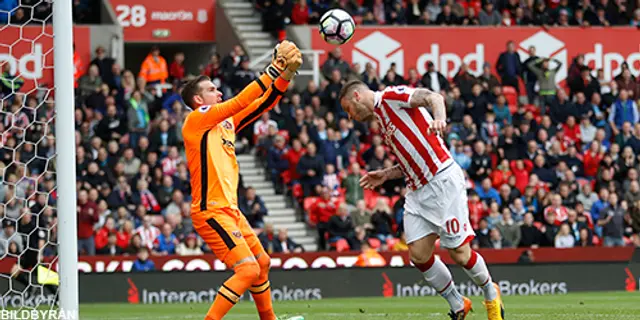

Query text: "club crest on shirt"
[232, 231, 242, 239]
[221, 120, 233, 130]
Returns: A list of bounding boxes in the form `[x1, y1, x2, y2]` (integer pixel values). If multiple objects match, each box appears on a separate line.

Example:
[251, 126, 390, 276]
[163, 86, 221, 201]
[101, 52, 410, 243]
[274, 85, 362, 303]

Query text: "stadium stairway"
[220, 0, 277, 60]
[237, 154, 318, 251]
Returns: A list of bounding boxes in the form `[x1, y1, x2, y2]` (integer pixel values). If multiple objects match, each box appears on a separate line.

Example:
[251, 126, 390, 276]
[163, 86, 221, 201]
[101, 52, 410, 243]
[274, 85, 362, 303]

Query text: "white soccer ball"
[318, 9, 356, 45]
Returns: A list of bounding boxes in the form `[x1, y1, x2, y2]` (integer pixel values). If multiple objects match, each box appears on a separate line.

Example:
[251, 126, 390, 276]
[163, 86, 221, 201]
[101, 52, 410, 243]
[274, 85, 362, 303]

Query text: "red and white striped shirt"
[373, 86, 453, 190]
[135, 225, 161, 250]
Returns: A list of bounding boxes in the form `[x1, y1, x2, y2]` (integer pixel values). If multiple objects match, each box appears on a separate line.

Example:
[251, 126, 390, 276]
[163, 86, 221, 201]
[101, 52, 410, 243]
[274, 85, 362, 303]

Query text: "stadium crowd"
[1, 11, 640, 271]
[257, 0, 640, 40]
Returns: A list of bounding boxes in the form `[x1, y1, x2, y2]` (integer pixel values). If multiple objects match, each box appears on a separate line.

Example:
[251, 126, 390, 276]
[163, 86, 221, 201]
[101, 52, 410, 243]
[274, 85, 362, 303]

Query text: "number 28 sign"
[111, 0, 216, 42]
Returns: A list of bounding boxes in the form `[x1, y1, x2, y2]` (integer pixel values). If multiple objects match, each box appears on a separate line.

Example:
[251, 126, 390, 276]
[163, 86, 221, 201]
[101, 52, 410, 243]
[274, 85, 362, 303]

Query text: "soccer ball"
[319, 9, 356, 45]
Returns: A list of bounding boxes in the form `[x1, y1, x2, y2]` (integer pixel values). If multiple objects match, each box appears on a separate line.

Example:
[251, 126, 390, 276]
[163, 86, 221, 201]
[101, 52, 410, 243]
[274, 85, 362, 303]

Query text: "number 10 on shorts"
[445, 218, 460, 234]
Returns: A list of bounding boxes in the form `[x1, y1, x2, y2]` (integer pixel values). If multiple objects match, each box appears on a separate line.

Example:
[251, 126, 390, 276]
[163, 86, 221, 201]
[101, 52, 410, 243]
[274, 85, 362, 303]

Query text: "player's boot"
[448, 296, 473, 320]
[483, 283, 505, 320]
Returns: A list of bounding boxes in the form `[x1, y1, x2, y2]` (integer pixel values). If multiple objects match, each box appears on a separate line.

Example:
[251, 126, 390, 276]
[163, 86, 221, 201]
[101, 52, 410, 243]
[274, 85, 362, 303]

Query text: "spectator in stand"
[133, 179, 161, 215]
[469, 140, 492, 182]
[126, 90, 153, 147]
[474, 218, 491, 249]
[496, 41, 522, 91]
[544, 194, 569, 225]
[77, 189, 99, 256]
[598, 192, 626, 246]
[343, 162, 364, 207]
[297, 142, 325, 196]
[117, 220, 135, 249]
[231, 57, 256, 93]
[267, 135, 289, 192]
[154, 223, 178, 255]
[467, 84, 490, 129]
[479, 1, 502, 25]
[583, 140, 604, 179]
[476, 178, 501, 205]
[370, 199, 394, 242]
[351, 200, 373, 230]
[97, 232, 124, 256]
[309, 187, 338, 250]
[322, 48, 350, 81]
[496, 208, 520, 247]
[78, 64, 102, 100]
[625, 181, 640, 204]
[273, 228, 304, 253]
[436, 4, 459, 24]
[566, 209, 588, 241]
[421, 61, 449, 93]
[488, 228, 510, 249]
[519, 212, 542, 247]
[328, 203, 357, 250]
[238, 187, 268, 229]
[291, 0, 309, 24]
[94, 216, 117, 251]
[131, 247, 155, 272]
[138, 46, 168, 86]
[609, 89, 639, 134]
[176, 233, 204, 256]
[135, 215, 160, 250]
[554, 223, 575, 248]
[527, 57, 563, 114]
[577, 183, 598, 212]
[90, 46, 115, 83]
[169, 52, 185, 83]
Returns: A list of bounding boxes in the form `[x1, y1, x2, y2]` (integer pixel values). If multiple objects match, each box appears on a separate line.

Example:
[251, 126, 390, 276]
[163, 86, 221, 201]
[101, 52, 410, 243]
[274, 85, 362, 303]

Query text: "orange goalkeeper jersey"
[182, 75, 289, 214]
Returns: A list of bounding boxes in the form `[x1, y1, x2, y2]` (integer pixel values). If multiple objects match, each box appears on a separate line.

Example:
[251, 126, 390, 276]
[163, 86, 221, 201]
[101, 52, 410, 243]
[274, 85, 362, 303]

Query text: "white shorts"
[403, 164, 475, 249]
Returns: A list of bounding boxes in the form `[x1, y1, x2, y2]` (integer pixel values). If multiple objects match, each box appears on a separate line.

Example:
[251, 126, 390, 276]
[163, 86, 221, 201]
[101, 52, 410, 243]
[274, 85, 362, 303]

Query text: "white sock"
[416, 255, 465, 312]
[462, 251, 498, 301]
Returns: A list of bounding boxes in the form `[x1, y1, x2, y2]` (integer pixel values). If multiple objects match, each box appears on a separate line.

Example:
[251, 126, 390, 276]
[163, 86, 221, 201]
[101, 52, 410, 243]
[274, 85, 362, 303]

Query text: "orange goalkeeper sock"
[206, 262, 260, 320]
[250, 280, 275, 320]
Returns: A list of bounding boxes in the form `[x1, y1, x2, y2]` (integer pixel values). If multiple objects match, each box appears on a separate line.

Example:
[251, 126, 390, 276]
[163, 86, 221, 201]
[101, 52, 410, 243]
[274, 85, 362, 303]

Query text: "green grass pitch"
[81, 292, 640, 319]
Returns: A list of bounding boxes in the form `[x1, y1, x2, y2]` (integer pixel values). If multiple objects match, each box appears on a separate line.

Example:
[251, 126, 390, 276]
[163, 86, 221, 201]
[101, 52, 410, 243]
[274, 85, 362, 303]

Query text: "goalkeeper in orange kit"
[180, 41, 303, 320]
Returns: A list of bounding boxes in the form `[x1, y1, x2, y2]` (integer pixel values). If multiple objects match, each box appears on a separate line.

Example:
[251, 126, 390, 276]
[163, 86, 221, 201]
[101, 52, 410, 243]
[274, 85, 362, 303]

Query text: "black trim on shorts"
[199, 129, 212, 212]
[206, 218, 236, 250]
[252, 280, 269, 288]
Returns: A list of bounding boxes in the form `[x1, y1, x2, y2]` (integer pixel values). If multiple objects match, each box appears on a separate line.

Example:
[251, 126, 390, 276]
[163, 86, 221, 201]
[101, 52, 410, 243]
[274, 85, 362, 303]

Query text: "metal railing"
[249, 49, 325, 85]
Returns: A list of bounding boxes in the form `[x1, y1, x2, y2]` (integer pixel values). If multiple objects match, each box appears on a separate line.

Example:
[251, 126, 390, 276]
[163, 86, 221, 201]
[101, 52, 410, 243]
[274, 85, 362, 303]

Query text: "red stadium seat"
[592, 235, 601, 246]
[335, 239, 350, 252]
[503, 86, 518, 109]
[386, 237, 399, 248]
[278, 130, 289, 143]
[368, 238, 381, 249]
[390, 195, 401, 207]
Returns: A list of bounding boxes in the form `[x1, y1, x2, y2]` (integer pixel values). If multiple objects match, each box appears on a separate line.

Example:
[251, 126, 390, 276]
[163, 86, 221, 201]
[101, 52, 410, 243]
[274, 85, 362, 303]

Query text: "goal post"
[52, 0, 79, 316]
[0, 0, 78, 316]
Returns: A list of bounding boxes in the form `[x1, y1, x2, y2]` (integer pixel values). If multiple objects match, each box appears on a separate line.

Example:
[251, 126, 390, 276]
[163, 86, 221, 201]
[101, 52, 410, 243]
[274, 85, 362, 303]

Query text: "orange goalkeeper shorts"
[191, 207, 263, 267]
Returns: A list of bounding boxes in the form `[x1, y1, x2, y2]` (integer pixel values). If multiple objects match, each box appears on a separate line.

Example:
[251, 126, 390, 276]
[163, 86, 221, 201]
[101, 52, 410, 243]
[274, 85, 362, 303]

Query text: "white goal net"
[0, 0, 78, 317]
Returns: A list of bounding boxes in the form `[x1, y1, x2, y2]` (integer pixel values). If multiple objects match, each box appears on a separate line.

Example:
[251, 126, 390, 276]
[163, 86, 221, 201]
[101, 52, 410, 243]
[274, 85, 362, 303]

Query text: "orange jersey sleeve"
[182, 75, 289, 214]
[183, 74, 279, 135]
[231, 75, 282, 132]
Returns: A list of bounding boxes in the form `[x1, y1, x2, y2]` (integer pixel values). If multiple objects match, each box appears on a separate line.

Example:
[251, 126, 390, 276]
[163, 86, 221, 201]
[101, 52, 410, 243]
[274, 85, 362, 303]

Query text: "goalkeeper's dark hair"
[181, 75, 211, 108]
[339, 80, 367, 101]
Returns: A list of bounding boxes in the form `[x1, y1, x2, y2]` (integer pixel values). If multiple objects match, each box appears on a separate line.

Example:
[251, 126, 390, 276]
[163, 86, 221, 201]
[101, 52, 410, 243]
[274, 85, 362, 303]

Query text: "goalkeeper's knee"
[256, 253, 271, 279]
[234, 261, 261, 284]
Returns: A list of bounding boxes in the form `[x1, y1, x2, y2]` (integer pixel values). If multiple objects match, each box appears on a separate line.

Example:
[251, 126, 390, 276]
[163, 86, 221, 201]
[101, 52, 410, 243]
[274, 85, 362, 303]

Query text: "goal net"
[0, 0, 78, 317]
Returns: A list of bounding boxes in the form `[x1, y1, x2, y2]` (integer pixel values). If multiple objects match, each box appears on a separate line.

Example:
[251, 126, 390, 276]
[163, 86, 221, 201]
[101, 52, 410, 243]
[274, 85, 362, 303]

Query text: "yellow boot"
[482, 283, 505, 320]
